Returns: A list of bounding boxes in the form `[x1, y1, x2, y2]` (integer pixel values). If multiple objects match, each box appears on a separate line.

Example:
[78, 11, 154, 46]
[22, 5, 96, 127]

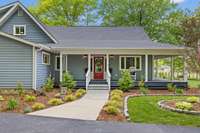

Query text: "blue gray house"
[0, 2, 188, 90]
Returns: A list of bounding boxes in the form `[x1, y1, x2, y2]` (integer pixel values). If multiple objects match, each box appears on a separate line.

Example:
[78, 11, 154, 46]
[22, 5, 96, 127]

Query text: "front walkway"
[29, 90, 109, 120]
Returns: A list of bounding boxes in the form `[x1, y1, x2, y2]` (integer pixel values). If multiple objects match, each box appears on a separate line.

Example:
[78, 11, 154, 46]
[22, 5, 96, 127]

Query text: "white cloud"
[171, 0, 185, 3]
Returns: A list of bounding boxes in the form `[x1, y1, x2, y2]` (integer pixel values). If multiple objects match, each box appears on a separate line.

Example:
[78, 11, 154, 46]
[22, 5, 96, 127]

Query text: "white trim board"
[42, 51, 51, 65]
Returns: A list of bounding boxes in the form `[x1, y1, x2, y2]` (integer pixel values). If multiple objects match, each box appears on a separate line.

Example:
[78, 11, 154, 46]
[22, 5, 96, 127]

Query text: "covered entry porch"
[57, 48, 188, 90]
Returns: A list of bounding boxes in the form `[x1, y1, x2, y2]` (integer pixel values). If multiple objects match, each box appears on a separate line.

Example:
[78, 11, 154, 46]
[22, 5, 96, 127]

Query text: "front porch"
[57, 49, 188, 90]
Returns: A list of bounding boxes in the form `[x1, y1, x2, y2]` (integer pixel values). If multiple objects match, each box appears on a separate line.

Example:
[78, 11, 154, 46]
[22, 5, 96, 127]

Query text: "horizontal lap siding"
[0, 9, 53, 44]
[36, 51, 52, 88]
[0, 36, 33, 88]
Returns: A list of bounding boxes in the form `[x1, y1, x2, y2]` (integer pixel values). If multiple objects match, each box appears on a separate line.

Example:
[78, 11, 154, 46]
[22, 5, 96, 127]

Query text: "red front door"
[94, 57, 104, 80]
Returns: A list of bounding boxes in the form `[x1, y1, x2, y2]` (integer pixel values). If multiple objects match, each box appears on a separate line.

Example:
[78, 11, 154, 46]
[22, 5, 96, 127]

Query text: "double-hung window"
[13, 25, 26, 35]
[55, 56, 60, 71]
[120, 56, 141, 71]
[42, 52, 50, 65]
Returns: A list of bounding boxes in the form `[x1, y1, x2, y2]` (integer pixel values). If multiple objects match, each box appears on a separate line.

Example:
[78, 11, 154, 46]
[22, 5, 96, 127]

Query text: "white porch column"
[145, 54, 148, 82]
[171, 56, 174, 81]
[183, 56, 188, 82]
[88, 54, 91, 72]
[106, 54, 109, 71]
[60, 52, 63, 82]
[65, 55, 68, 72]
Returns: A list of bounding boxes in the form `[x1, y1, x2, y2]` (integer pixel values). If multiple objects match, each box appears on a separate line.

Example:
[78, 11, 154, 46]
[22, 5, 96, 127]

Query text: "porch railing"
[86, 69, 91, 91]
[106, 69, 111, 90]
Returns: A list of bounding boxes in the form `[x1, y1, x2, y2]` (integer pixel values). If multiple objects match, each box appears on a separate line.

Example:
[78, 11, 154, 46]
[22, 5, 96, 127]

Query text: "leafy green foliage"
[61, 71, 76, 90]
[24, 106, 32, 113]
[75, 89, 86, 98]
[110, 95, 123, 102]
[175, 88, 184, 94]
[32, 103, 46, 111]
[167, 83, 176, 92]
[64, 94, 76, 102]
[29, 0, 97, 26]
[16, 82, 25, 96]
[118, 70, 133, 92]
[7, 99, 18, 110]
[110, 89, 123, 97]
[175, 102, 192, 111]
[43, 75, 54, 92]
[138, 80, 148, 95]
[105, 100, 123, 108]
[25, 95, 36, 102]
[186, 96, 200, 103]
[104, 105, 120, 115]
[48, 98, 64, 106]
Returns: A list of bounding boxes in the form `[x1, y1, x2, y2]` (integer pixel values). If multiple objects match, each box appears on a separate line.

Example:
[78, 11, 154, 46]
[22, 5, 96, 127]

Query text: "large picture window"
[42, 52, 50, 65]
[120, 56, 141, 71]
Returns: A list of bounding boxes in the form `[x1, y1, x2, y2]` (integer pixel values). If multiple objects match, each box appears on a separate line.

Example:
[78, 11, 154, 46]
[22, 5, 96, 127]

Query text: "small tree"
[138, 80, 148, 95]
[43, 75, 54, 92]
[118, 70, 133, 92]
[61, 71, 76, 91]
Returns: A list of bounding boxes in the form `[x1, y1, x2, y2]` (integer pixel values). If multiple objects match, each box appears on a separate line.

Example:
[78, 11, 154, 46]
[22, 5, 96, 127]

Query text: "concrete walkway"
[0, 113, 200, 133]
[29, 90, 109, 120]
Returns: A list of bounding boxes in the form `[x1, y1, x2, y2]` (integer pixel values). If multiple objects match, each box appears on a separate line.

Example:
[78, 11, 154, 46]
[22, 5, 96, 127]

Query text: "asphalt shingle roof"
[46, 26, 185, 49]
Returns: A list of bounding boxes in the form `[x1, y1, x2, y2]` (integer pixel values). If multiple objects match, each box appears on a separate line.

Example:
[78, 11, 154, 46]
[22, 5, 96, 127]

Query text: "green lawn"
[128, 96, 200, 127]
[188, 80, 200, 88]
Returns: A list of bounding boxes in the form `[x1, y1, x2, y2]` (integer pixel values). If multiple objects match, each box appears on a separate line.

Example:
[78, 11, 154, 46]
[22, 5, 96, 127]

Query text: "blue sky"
[0, 0, 199, 11]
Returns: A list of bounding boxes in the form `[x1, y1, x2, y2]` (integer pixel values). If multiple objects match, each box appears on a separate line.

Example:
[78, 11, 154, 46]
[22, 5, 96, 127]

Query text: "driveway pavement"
[0, 113, 199, 133]
[29, 90, 109, 120]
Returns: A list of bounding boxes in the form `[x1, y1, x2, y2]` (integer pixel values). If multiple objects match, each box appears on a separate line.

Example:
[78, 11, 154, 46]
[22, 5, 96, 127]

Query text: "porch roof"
[46, 26, 185, 50]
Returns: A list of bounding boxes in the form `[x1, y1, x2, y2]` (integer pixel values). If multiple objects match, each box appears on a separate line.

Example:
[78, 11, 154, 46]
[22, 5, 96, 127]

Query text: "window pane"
[136, 57, 140, 69]
[121, 57, 125, 69]
[56, 57, 60, 70]
[126, 57, 134, 69]
[43, 54, 50, 64]
[16, 27, 20, 34]
[20, 27, 24, 34]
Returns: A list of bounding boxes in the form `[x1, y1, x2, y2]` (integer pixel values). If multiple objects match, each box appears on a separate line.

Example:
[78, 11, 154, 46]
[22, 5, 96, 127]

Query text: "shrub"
[76, 89, 86, 95]
[139, 80, 148, 95]
[16, 82, 25, 96]
[167, 83, 176, 92]
[23, 106, 32, 113]
[7, 99, 18, 110]
[105, 100, 123, 108]
[110, 89, 123, 97]
[186, 96, 200, 103]
[61, 71, 76, 90]
[118, 70, 133, 92]
[64, 94, 76, 102]
[32, 103, 46, 111]
[175, 88, 184, 94]
[48, 98, 63, 106]
[0, 95, 4, 101]
[75, 92, 83, 98]
[104, 105, 120, 115]
[25, 95, 36, 102]
[110, 95, 123, 102]
[175, 101, 192, 110]
[43, 75, 54, 92]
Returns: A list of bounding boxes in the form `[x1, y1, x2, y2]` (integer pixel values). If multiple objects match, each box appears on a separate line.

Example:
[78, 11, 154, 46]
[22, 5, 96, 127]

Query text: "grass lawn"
[188, 80, 200, 88]
[128, 96, 200, 127]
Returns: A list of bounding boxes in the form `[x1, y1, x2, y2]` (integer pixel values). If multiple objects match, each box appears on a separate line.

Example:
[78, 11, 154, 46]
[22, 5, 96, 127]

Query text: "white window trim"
[119, 56, 142, 71]
[13, 25, 26, 35]
[42, 52, 50, 65]
[55, 56, 60, 71]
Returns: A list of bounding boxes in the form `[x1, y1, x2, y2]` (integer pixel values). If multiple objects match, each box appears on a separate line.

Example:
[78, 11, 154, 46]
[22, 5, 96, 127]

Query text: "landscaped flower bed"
[0, 88, 86, 113]
[158, 96, 200, 115]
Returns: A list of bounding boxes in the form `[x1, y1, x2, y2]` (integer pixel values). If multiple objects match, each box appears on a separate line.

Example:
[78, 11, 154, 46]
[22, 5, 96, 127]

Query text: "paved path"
[0, 113, 199, 133]
[29, 90, 109, 120]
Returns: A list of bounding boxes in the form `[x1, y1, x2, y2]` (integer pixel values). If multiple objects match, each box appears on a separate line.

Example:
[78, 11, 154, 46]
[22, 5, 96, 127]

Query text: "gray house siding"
[68, 55, 87, 81]
[0, 9, 53, 44]
[36, 51, 52, 88]
[0, 35, 33, 88]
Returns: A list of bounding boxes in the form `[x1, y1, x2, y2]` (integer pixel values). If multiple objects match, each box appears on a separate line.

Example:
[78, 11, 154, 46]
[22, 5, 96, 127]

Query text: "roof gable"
[0, 2, 57, 44]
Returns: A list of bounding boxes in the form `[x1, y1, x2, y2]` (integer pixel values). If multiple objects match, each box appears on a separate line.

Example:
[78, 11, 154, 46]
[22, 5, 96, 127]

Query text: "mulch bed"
[0, 89, 60, 113]
[97, 88, 200, 122]
[164, 100, 200, 112]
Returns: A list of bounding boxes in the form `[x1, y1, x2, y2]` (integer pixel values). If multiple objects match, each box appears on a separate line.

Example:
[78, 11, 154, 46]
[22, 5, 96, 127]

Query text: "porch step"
[90, 80, 107, 84]
[88, 84, 109, 90]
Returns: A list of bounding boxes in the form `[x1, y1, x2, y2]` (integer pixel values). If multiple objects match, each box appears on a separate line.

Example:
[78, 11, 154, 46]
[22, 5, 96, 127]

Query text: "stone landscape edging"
[124, 94, 200, 120]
